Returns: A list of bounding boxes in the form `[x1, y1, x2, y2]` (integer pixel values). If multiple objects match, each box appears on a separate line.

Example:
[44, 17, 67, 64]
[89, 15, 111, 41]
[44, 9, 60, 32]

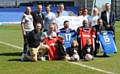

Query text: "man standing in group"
[32, 4, 45, 27]
[21, 6, 34, 61]
[101, 3, 115, 38]
[79, 8, 90, 26]
[44, 4, 56, 31]
[57, 3, 69, 16]
[90, 7, 100, 27]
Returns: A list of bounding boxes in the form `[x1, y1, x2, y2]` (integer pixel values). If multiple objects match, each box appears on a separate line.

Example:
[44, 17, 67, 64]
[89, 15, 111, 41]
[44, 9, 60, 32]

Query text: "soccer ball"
[85, 54, 93, 61]
[72, 54, 80, 61]
[71, 50, 80, 61]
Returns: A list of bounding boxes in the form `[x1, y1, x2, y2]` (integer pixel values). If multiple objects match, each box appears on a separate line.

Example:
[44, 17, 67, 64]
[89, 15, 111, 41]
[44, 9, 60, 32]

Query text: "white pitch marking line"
[68, 62, 115, 74]
[0, 41, 116, 74]
[0, 41, 22, 49]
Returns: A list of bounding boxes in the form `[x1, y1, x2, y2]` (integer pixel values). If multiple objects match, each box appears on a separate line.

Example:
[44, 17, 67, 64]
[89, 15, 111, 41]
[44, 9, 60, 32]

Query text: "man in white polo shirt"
[21, 6, 34, 60]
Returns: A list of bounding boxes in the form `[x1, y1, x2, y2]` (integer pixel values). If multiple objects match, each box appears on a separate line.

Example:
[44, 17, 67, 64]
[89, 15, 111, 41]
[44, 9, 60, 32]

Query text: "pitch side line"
[68, 62, 115, 74]
[0, 41, 115, 74]
[0, 41, 22, 49]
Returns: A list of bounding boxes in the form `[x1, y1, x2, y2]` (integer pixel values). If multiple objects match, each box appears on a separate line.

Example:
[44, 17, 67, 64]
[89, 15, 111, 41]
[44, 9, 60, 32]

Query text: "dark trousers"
[23, 31, 30, 54]
[94, 35, 100, 56]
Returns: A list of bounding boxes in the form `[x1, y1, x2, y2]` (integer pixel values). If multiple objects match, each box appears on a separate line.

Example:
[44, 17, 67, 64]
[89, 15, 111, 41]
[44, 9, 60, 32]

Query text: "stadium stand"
[0, 8, 23, 23]
[1, 0, 118, 23]
[0, 0, 80, 24]
[0, 6, 78, 24]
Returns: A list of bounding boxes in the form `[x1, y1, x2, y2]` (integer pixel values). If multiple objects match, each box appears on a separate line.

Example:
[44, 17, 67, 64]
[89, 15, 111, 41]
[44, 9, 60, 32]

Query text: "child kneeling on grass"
[66, 40, 80, 61]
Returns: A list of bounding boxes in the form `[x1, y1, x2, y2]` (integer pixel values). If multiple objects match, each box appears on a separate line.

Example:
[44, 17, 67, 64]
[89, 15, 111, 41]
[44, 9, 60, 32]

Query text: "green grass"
[0, 23, 120, 74]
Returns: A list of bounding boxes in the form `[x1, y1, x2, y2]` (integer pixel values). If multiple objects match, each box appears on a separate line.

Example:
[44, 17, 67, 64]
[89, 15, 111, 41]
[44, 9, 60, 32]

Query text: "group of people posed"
[21, 3, 115, 61]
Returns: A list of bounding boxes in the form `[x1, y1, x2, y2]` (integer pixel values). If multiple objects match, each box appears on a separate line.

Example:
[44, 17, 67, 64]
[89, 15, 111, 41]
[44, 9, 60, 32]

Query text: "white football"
[85, 54, 93, 61]
[71, 54, 80, 61]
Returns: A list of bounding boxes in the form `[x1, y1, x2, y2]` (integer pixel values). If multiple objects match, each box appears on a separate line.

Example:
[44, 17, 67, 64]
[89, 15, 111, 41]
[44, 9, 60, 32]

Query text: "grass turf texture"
[0, 22, 120, 74]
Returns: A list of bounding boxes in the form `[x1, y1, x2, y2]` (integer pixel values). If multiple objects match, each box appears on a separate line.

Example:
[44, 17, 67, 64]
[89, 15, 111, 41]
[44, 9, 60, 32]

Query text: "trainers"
[65, 55, 71, 61]
[41, 57, 46, 61]
[21, 53, 25, 61]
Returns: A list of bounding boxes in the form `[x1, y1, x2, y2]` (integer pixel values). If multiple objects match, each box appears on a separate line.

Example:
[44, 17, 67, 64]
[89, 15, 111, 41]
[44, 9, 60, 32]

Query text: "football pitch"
[0, 22, 120, 74]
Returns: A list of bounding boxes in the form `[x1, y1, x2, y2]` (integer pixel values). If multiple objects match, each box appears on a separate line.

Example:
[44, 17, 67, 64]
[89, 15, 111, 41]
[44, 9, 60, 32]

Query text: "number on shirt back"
[103, 35, 110, 43]
[65, 33, 71, 41]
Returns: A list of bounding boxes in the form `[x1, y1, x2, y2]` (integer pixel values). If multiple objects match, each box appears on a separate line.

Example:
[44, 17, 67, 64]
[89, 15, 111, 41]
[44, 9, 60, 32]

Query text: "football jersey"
[44, 37, 58, 60]
[98, 31, 117, 54]
[44, 36, 63, 60]
[59, 29, 77, 50]
[78, 28, 95, 49]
